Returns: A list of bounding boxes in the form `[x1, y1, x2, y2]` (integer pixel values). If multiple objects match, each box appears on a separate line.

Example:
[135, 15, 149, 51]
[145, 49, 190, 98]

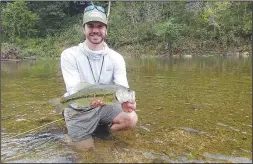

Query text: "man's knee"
[112, 111, 138, 131]
[126, 112, 138, 129]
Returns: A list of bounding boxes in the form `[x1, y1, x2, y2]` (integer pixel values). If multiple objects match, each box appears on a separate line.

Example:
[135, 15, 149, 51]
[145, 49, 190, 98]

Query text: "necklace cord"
[87, 55, 105, 84]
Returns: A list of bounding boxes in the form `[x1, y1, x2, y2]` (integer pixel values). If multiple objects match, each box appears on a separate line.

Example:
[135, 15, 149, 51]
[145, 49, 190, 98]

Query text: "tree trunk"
[167, 36, 173, 58]
[107, 1, 111, 32]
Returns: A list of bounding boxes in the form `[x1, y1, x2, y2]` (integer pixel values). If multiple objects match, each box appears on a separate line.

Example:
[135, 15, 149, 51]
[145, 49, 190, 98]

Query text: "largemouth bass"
[49, 82, 135, 114]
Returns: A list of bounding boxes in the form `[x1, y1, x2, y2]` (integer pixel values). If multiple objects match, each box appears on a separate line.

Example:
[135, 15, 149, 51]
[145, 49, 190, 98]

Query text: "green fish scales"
[49, 84, 135, 114]
[60, 84, 128, 103]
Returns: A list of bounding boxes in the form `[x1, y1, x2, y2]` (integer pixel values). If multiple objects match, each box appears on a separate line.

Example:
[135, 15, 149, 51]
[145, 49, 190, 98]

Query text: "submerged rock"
[192, 105, 200, 111]
[203, 152, 252, 163]
[152, 158, 166, 163]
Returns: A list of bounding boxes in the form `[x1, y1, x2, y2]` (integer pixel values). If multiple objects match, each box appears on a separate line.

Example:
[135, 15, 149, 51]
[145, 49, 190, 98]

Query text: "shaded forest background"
[1, 1, 252, 59]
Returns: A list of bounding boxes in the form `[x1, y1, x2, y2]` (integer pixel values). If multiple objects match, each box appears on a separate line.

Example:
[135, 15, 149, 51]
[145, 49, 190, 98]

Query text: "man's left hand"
[121, 101, 136, 113]
[90, 99, 105, 107]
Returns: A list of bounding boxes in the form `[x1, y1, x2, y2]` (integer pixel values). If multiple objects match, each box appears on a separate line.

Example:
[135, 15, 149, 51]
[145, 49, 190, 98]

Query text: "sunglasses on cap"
[84, 5, 105, 14]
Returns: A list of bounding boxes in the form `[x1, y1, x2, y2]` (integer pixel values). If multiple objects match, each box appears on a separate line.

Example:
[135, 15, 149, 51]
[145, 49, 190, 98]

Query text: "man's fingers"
[121, 102, 127, 108]
[121, 102, 136, 112]
[90, 100, 104, 107]
[126, 102, 136, 110]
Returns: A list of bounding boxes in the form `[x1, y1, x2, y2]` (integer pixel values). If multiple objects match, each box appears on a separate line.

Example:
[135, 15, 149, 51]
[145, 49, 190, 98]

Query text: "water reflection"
[1, 60, 60, 78]
[2, 126, 77, 163]
[1, 56, 252, 163]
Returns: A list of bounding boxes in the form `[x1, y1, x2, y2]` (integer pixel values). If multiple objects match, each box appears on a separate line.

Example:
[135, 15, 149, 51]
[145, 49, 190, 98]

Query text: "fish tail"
[48, 98, 64, 114]
[55, 104, 63, 114]
[48, 98, 61, 106]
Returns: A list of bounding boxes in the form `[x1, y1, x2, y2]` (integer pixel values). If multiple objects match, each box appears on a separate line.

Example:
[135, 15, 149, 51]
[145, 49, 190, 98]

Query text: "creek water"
[1, 56, 252, 163]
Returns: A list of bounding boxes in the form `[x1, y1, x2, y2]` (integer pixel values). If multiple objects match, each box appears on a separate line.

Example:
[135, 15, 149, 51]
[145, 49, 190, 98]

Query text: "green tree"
[2, 1, 39, 40]
[154, 18, 184, 57]
[27, 1, 69, 37]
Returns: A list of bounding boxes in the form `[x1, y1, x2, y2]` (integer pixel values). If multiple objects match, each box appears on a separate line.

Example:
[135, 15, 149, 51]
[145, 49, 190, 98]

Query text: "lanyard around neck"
[87, 56, 105, 84]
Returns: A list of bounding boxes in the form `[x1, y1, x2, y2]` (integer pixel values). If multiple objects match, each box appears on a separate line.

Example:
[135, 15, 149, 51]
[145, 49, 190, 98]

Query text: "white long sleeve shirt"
[60, 41, 129, 97]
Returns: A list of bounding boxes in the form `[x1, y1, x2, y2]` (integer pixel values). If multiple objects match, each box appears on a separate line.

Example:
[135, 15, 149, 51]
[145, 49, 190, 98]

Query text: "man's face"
[84, 21, 107, 44]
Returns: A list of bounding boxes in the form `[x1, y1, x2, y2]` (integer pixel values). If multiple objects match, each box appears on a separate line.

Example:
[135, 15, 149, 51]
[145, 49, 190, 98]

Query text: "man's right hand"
[121, 101, 136, 113]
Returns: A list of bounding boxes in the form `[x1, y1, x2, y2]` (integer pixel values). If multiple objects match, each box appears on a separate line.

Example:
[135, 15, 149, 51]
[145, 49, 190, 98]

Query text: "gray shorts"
[63, 104, 122, 142]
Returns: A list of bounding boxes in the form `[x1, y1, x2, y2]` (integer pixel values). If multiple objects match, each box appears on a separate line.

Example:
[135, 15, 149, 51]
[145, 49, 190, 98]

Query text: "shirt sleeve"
[113, 55, 129, 88]
[60, 50, 81, 96]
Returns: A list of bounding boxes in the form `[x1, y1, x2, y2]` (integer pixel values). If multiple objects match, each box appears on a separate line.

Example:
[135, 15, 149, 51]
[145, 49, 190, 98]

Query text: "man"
[60, 5, 138, 151]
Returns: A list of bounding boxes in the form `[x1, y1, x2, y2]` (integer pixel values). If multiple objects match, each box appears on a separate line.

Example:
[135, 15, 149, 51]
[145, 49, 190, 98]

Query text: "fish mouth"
[115, 90, 129, 104]
[130, 91, 136, 103]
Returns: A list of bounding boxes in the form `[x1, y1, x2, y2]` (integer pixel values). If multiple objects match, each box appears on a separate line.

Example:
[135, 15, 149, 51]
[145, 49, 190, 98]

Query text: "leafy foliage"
[1, 1, 252, 58]
[27, 1, 70, 37]
[2, 1, 39, 40]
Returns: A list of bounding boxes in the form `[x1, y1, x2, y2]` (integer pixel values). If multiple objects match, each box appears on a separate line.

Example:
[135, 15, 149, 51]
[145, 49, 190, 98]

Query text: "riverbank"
[1, 40, 251, 61]
[117, 41, 251, 59]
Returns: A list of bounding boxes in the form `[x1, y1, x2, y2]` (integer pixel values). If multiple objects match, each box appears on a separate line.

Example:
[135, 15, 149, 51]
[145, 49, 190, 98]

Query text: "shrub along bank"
[1, 1, 252, 59]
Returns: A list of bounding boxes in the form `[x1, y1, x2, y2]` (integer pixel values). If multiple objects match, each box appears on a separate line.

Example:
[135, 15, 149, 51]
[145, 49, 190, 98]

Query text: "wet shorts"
[63, 104, 122, 142]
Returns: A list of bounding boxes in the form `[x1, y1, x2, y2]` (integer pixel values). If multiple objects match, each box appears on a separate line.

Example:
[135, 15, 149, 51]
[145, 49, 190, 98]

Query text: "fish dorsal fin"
[73, 82, 91, 92]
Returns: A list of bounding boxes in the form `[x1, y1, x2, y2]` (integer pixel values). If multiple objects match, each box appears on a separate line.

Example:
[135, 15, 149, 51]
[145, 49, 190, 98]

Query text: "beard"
[86, 32, 105, 44]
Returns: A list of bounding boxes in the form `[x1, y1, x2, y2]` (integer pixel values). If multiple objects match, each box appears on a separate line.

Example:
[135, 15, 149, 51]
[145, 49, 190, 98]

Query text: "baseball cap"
[83, 6, 107, 25]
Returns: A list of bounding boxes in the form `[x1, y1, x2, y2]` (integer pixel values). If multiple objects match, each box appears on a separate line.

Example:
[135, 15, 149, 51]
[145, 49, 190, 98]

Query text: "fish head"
[115, 88, 135, 104]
